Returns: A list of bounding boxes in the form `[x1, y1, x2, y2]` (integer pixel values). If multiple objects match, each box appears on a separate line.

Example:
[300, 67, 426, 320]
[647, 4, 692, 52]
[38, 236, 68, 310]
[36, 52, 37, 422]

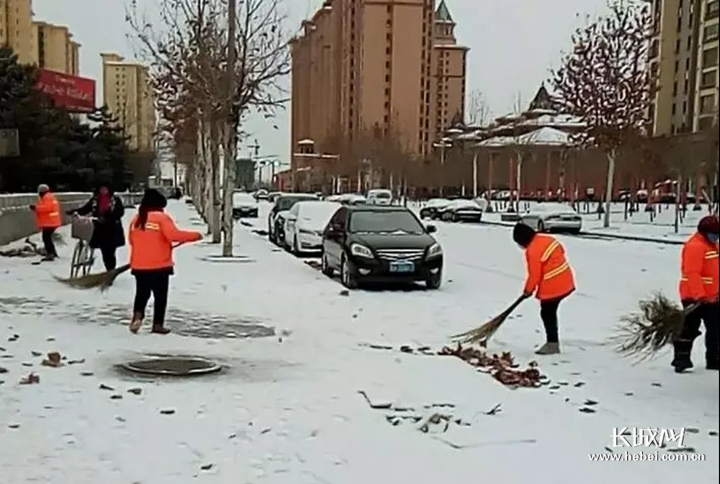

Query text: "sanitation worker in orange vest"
[673, 215, 719, 373]
[513, 223, 576, 355]
[29, 184, 62, 260]
[128, 189, 202, 334]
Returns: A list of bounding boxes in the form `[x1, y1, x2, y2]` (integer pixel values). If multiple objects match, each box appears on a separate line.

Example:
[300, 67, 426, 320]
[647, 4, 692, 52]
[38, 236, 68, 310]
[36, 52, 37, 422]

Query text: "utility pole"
[249, 139, 260, 186]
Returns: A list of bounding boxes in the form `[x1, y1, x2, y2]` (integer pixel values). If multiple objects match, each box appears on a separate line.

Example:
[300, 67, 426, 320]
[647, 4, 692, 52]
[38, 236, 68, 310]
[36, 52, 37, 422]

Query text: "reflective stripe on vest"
[681, 276, 715, 284]
[145, 222, 161, 231]
[540, 240, 560, 262]
[543, 261, 570, 281]
[706, 251, 718, 260]
[49, 212, 59, 217]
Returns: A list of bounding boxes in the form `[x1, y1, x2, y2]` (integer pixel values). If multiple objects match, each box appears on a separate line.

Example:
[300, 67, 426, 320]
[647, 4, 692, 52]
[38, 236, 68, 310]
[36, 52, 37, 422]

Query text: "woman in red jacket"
[128, 189, 202, 334]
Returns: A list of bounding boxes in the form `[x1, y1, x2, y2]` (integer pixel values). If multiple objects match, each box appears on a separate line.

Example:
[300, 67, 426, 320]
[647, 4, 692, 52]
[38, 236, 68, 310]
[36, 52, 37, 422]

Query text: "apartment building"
[31, 21, 80, 75]
[101, 53, 156, 152]
[290, 0, 467, 163]
[0, 0, 33, 64]
[431, 1, 468, 136]
[649, 0, 719, 134]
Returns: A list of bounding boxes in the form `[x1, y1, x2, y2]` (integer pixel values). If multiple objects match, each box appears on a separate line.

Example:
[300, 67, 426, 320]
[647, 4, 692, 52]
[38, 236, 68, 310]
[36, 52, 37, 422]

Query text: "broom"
[451, 294, 527, 346]
[55, 242, 185, 291]
[610, 292, 699, 361]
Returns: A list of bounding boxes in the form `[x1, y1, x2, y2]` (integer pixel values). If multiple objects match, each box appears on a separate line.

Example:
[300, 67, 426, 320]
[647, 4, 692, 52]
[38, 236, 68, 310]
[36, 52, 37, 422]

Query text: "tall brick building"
[290, 0, 468, 170]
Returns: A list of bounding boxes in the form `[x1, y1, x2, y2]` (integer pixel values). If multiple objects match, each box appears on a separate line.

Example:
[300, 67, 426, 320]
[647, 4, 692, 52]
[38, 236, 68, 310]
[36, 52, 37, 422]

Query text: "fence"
[0, 192, 143, 246]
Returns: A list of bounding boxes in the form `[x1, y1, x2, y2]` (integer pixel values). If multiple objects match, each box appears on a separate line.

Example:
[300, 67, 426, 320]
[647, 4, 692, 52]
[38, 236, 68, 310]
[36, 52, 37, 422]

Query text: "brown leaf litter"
[439, 344, 542, 388]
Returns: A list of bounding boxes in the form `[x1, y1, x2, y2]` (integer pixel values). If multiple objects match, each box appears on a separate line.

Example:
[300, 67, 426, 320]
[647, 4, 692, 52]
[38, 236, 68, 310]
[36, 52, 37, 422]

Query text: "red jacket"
[524, 234, 576, 301]
[34, 192, 62, 229]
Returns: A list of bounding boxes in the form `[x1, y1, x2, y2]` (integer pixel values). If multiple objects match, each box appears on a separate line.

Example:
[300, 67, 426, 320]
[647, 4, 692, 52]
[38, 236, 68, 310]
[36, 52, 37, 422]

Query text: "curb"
[476, 219, 683, 245]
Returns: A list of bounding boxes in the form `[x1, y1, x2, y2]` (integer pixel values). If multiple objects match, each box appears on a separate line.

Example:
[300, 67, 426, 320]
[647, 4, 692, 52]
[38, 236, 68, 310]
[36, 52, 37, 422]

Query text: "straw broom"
[55, 243, 184, 291]
[610, 292, 699, 361]
[451, 294, 527, 346]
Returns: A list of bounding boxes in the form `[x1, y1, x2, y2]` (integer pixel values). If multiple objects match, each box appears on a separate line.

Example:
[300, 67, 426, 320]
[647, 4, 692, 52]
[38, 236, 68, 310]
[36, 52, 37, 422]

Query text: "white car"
[419, 198, 450, 219]
[232, 191, 259, 218]
[284, 200, 342, 255]
[437, 199, 484, 222]
[520, 202, 582, 234]
[366, 189, 393, 205]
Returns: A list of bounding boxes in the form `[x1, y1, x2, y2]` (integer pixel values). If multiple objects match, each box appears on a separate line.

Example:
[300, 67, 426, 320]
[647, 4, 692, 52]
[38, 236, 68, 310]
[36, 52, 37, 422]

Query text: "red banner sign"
[35, 69, 96, 113]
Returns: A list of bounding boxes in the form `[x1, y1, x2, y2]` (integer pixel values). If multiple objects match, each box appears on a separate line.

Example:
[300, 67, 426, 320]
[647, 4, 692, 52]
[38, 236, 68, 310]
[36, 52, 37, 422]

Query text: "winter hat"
[698, 215, 719, 234]
[37, 184, 49, 193]
[513, 222, 536, 247]
[140, 188, 167, 210]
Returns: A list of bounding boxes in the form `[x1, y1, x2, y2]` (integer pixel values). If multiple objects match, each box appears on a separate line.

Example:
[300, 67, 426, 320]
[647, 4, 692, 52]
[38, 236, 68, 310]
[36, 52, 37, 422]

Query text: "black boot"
[671, 341, 693, 373]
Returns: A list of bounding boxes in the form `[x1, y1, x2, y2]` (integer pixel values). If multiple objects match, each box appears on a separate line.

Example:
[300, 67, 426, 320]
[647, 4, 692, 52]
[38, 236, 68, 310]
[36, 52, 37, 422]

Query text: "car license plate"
[390, 261, 414, 273]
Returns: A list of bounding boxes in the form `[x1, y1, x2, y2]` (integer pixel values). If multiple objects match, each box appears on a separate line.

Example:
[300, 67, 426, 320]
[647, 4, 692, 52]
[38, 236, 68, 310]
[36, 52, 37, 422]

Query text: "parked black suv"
[320, 205, 443, 289]
[268, 193, 318, 245]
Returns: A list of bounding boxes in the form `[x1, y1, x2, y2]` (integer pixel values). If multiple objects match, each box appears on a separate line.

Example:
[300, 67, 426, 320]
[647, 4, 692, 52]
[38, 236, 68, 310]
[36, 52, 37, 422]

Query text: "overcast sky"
[33, 0, 609, 161]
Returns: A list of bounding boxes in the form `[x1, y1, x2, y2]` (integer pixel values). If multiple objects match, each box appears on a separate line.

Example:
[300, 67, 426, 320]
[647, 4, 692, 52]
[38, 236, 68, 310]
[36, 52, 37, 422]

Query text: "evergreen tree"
[0, 47, 137, 192]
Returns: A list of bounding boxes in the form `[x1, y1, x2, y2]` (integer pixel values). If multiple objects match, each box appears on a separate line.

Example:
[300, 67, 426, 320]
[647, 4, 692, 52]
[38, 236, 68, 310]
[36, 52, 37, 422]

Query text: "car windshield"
[233, 193, 255, 204]
[534, 203, 574, 213]
[453, 200, 478, 208]
[370, 191, 391, 199]
[349, 210, 425, 234]
[299, 202, 340, 223]
[277, 195, 316, 211]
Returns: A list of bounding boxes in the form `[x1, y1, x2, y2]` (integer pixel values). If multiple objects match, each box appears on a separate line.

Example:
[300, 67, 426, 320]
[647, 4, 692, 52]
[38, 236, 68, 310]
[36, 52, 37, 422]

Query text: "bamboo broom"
[451, 294, 527, 346]
[610, 292, 700, 361]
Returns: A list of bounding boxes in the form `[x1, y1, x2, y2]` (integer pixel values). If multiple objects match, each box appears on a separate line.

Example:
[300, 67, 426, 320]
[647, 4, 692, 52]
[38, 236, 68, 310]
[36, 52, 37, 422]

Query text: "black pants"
[540, 297, 565, 343]
[41, 228, 57, 257]
[133, 271, 171, 328]
[99, 246, 117, 271]
[677, 300, 719, 364]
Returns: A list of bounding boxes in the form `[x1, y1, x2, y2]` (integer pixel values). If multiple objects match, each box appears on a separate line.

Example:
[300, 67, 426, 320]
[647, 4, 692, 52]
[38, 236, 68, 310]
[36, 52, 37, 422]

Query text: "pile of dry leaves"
[439, 344, 542, 388]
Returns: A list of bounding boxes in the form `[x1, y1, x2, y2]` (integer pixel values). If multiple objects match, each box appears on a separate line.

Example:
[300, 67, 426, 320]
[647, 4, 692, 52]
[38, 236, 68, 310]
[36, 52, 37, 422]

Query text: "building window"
[702, 47, 719, 68]
[701, 69, 718, 88]
[704, 22, 719, 41]
[700, 93, 716, 113]
[672, 103, 677, 114]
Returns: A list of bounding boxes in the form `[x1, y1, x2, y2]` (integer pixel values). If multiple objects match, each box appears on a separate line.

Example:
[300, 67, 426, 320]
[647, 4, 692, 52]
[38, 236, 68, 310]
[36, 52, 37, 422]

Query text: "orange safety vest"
[679, 233, 719, 302]
[524, 234, 576, 301]
[34, 192, 61, 229]
[128, 211, 201, 271]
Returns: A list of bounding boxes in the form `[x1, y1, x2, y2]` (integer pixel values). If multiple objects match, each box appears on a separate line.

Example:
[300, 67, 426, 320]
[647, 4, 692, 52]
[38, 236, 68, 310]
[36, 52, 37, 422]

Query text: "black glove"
[29, 204, 35, 211]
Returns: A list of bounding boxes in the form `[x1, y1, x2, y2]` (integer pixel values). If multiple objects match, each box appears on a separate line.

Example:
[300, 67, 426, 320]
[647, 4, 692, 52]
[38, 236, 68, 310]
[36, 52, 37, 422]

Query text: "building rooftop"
[435, 0, 454, 24]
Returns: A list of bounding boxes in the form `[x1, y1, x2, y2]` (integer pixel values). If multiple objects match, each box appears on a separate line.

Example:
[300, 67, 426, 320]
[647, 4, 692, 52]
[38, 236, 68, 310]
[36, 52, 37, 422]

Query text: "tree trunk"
[209, 120, 222, 243]
[602, 149, 616, 228]
[221, 124, 237, 256]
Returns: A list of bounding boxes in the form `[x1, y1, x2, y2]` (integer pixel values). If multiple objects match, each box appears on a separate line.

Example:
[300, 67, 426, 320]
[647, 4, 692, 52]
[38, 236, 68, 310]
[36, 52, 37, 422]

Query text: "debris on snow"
[0, 366, 7, 374]
[438, 344, 542, 388]
[160, 409, 176, 415]
[127, 387, 142, 395]
[19, 373, 39, 384]
[41, 352, 62, 367]
[358, 390, 393, 409]
[99, 383, 114, 391]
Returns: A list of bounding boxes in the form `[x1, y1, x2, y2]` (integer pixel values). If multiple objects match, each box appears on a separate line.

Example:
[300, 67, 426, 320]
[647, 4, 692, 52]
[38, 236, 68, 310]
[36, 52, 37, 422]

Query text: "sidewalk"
[1, 200, 716, 483]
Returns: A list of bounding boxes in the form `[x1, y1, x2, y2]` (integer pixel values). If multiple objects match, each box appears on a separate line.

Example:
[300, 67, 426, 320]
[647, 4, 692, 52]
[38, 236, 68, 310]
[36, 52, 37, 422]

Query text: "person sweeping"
[513, 222, 576, 355]
[128, 189, 202, 334]
[673, 215, 719, 373]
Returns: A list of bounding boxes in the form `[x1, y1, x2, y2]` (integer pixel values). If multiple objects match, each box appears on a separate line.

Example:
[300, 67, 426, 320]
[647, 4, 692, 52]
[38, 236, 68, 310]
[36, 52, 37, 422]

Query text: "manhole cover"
[201, 255, 255, 263]
[122, 356, 222, 376]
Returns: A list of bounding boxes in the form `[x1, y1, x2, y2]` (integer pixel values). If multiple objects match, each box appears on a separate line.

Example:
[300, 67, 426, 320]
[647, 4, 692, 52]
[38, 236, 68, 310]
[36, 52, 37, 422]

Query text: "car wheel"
[293, 236, 301, 256]
[568, 228, 581, 235]
[340, 254, 358, 289]
[321, 252, 334, 277]
[426, 271, 442, 290]
[537, 220, 546, 232]
[268, 225, 275, 243]
[451, 213, 459, 223]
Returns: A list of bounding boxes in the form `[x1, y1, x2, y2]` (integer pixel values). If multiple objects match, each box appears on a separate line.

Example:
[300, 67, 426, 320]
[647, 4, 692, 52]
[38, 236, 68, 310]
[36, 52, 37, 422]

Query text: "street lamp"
[433, 137, 452, 196]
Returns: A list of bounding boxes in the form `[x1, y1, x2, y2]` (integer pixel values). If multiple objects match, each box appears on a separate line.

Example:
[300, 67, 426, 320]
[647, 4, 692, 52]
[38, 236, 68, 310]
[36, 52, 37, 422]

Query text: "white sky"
[32, 0, 610, 161]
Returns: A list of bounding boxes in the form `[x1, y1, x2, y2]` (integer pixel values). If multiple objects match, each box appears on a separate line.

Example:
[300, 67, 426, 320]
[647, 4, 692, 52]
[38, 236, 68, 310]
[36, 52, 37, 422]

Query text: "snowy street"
[0, 200, 717, 483]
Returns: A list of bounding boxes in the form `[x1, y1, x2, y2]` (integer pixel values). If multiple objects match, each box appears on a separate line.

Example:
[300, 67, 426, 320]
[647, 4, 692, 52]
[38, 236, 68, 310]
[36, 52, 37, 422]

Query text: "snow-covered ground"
[0, 200, 717, 483]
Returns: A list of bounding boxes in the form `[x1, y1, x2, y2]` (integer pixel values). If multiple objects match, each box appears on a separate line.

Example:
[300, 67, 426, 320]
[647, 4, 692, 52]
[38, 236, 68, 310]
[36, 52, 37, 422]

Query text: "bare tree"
[127, 0, 289, 256]
[552, 0, 654, 228]
[466, 89, 490, 127]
